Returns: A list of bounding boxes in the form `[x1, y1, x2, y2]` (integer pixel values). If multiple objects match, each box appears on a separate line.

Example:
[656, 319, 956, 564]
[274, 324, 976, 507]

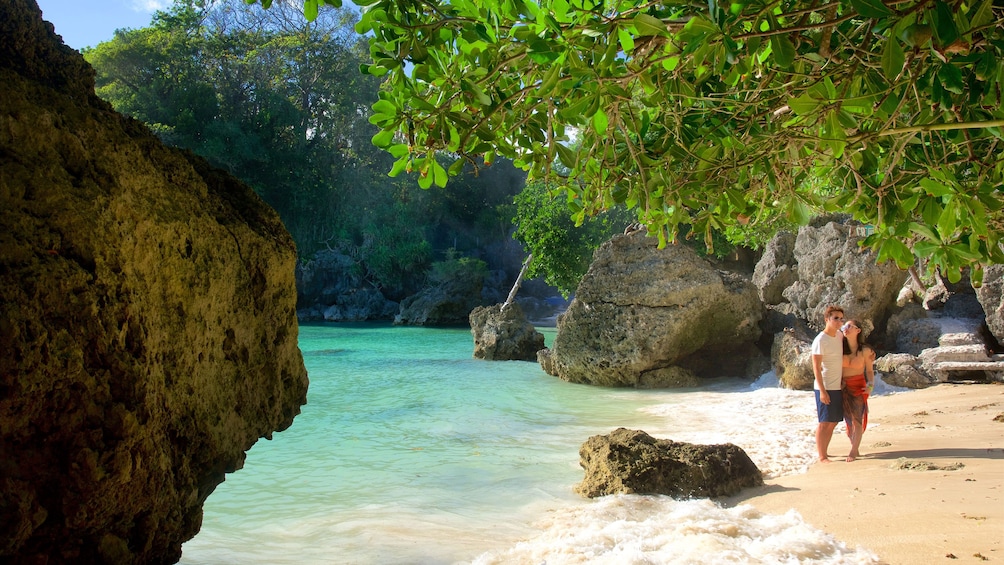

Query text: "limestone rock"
[875, 354, 938, 388]
[575, 428, 763, 499]
[295, 250, 398, 321]
[469, 303, 545, 361]
[771, 330, 815, 390]
[779, 220, 908, 335]
[752, 230, 797, 305]
[885, 303, 946, 355]
[976, 264, 1004, 345]
[543, 232, 763, 387]
[0, 2, 308, 562]
[395, 270, 485, 326]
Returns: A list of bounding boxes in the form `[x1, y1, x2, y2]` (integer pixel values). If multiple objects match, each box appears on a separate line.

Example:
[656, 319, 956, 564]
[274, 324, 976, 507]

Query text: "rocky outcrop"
[771, 330, 815, 389]
[295, 249, 398, 321]
[469, 303, 545, 361]
[976, 264, 1004, 345]
[766, 219, 908, 336]
[752, 230, 797, 305]
[1, 1, 308, 562]
[540, 232, 762, 387]
[574, 428, 763, 499]
[874, 354, 937, 388]
[395, 269, 486, 326]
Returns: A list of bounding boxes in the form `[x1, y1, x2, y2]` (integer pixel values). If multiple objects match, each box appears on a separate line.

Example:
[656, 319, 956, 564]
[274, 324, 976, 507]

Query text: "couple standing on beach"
[812, 305, 876, 463]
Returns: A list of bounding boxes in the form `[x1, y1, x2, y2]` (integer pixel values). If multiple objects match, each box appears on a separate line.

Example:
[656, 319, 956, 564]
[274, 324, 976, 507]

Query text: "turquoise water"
[180, 323, 880, 564]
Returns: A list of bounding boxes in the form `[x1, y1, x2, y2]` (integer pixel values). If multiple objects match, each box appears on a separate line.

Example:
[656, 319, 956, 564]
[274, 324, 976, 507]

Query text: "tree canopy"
[87, 0, 532, 298]
[329, 0, 1004, 284]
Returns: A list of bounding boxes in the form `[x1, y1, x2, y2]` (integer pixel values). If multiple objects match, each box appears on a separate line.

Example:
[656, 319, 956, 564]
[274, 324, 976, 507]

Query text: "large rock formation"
[469, 303, 545, 361]
[771, 329, 815, 389]
[539, 232, 763, 387]
[575, 428, 763, 499]
[976, 264, 1004, 345]
[1, 1, 308, 562]
[757, 218, 908, 336]
[395, 268, 486, 326]
[295, 249, 398, 322]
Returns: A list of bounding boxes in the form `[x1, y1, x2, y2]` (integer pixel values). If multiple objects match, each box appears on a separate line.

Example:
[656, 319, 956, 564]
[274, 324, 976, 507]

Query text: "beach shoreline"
[724, 383, 1004, 564]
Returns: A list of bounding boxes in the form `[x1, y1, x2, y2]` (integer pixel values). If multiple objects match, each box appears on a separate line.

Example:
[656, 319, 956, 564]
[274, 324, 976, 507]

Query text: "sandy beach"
[727, 383, 1004, 564]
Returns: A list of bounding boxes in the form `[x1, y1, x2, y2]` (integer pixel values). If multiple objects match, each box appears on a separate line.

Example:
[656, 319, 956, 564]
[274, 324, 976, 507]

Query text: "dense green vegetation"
[351, 0, 1004, 285]
[514, 180, 636, 296]
[85, 0, 541, 299]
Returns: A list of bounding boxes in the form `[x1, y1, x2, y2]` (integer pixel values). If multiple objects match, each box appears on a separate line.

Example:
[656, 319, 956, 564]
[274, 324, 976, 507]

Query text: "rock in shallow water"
[575, 428, 763, 499]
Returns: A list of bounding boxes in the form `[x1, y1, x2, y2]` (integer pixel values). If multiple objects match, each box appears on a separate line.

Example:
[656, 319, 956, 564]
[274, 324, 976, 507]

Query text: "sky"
[34, 0, 168, 50]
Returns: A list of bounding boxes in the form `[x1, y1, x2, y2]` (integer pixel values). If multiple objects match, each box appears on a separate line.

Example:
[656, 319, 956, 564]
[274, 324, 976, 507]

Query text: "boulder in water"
[469, 303, 545, 361]
[575, 428, 763, 498]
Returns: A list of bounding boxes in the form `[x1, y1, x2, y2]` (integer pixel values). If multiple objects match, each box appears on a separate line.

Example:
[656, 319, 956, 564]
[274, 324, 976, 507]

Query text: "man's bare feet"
[845, 455, 856, 462]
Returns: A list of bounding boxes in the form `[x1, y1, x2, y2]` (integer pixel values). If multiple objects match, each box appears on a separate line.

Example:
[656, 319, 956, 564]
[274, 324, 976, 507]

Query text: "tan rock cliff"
[0, 0, 308, 562]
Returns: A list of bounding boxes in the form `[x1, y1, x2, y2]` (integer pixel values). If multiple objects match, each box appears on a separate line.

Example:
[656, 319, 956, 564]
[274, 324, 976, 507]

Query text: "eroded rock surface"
[539, 232, 762, 387]
[395, 270, 485, 326]
[1, 1, 308, 562]
[770, 219, 908, 335]
[575, 428, 763, 499]
[469, 303, 545, 361]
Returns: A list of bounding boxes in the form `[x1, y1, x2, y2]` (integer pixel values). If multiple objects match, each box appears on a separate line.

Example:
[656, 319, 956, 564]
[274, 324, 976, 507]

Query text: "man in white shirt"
[812, 305, 845, 463]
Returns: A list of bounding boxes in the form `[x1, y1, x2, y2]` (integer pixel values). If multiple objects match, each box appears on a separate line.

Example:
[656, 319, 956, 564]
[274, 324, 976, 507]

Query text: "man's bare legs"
[816, 422, 837, 463]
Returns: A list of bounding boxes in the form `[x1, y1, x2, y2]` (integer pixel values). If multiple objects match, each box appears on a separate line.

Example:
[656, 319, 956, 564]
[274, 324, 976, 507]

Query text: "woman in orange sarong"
[841, 320, 875, 462]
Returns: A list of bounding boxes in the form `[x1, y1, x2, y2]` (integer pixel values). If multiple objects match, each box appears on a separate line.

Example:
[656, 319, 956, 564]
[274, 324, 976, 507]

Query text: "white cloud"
[130, 0, 170, 13]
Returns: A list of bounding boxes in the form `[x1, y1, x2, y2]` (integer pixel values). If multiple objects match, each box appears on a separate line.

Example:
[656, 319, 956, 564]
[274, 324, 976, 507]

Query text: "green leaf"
[555, 143, 577, 168]
[932, 1, 960, 47]
[303, 0, 319, 21]
[938, 64, 965, 94]
[970, 0, 994, 29]
[769, 34, 795, 68]
[372, 129, 394, 147]
[920, 197, 944, 226]
[432, 160, 448, 188]
[418, 161, 434, 189]
[633, 14, 667, 37]
[877, 236, 914, 269]
[618, 28, 635, 53]
[593, 109, 608, 134]
[388, 143, 410, 158]
[849, 0, 893, 18]
[881, 37, 905, 81]
[938, 199, 958, 240]
[919, 177, 955, 197]
[909, 222, 939, 242]
[372, 99, 397, 116]
[388, 158, 408, 177]
[788, 93, 820, 115]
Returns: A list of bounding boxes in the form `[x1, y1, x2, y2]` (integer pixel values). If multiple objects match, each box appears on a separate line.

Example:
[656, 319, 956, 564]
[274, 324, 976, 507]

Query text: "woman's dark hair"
[842, 319, 869, 355]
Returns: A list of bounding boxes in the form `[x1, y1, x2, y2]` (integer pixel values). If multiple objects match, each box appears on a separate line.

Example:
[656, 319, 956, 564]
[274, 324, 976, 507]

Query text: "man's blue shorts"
[815, 389, 844, 423]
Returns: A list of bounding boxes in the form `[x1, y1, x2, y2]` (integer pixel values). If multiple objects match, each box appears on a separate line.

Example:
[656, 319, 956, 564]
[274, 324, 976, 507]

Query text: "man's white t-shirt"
[811, 331, 844, 391]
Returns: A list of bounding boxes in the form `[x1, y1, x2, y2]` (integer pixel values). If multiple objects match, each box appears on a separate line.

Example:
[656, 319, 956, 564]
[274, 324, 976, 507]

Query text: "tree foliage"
[514, 180, 635, 295]
[86, 0, 531, 299]
[86, 0, 383, 256]
[343, 0, 1004, 285]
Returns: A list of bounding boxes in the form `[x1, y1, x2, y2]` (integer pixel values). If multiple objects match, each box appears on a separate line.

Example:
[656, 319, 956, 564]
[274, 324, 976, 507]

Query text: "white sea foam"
[472, 495, 879, 565]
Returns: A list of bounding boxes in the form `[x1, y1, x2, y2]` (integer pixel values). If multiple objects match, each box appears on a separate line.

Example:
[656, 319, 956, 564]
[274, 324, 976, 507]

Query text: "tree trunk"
[502, 254, 532, 311]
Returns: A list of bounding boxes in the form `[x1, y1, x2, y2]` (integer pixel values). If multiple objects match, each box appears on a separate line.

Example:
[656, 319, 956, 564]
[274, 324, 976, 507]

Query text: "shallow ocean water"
[180, 323, 883, 564]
